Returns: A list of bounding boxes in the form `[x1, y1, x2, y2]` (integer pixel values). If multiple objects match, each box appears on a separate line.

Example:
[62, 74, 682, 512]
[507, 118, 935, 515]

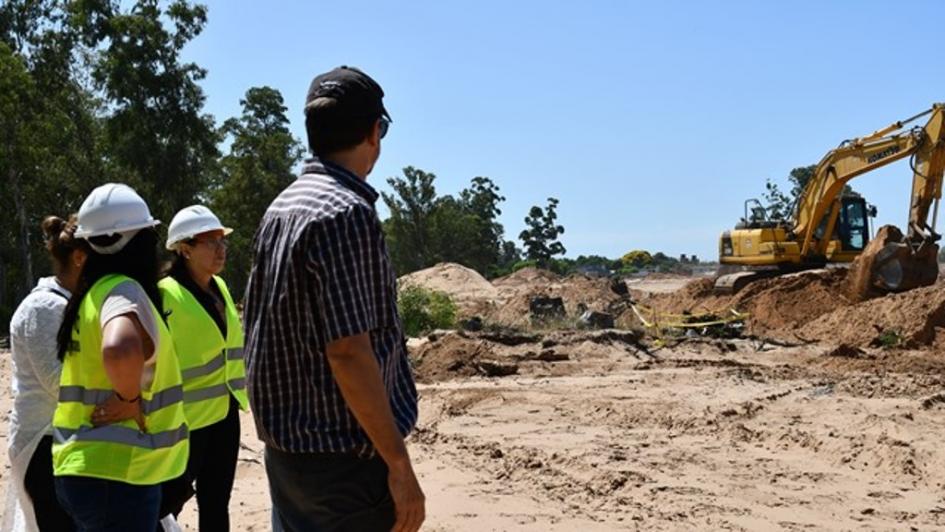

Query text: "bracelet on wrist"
[115, 391, 141, 403]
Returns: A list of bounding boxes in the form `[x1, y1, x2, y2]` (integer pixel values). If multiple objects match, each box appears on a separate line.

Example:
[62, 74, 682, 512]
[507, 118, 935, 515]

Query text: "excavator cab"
[836, 196, 869, 252]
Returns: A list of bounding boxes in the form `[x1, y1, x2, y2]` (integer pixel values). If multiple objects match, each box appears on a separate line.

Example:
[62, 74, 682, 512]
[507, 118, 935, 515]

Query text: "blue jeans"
[55, 476, 161, 532]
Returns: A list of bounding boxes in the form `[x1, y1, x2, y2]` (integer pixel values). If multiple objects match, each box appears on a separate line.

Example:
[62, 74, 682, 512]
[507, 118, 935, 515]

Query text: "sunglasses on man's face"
[379, 117, 390, 140]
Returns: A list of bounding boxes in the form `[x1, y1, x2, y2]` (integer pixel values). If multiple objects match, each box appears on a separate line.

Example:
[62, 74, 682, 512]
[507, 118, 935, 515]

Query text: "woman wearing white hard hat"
[50, 183, 189, 531]
[156, 205, 248, 531]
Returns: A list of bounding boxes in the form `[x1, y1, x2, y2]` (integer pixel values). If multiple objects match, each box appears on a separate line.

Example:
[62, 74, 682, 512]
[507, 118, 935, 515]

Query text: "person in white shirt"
[3, 215, 87, 532]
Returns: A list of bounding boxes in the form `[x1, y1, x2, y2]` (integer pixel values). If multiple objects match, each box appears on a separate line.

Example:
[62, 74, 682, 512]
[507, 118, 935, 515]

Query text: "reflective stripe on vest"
[182, 377, 247, 403]
[180, 352, 226, 380]
[183, 383, 228, 403]
[54, 424, 188, 449]
[159, 276, 249, 430]
[59, 385, 184, 415]
[52, 274, 189, 485]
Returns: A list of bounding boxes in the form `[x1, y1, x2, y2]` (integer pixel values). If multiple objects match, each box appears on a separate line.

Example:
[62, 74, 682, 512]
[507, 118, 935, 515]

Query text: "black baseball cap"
[304, 66, 391, 122]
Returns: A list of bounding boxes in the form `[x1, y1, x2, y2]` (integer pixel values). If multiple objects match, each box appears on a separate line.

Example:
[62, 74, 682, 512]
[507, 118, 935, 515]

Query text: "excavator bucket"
[847, 225, 940, 300]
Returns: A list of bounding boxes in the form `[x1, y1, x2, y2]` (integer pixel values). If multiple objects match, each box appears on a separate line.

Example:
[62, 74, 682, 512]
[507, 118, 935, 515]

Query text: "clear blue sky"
[184, 0, 945, 261]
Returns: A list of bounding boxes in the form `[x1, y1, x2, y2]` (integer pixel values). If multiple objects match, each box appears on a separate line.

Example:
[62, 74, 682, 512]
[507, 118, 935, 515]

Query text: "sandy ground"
[4, 334, 945, 531]
[625, 277, 694, 295]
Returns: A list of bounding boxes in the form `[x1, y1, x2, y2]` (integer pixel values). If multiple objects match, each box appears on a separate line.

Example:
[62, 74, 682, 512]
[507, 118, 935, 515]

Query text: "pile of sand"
[730, 269, 851, 334]
[398, 263, 500, 317]
[491, 267, 560, 293]
[804, 283, 945, 347]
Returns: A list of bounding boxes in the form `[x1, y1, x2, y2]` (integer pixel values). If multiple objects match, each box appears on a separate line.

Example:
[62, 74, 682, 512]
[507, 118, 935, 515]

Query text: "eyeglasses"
[378, 117, 390, 139]
[192, 237, 228, 251]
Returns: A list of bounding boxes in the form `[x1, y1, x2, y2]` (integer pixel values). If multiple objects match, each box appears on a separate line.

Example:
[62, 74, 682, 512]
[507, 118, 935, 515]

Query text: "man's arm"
[326, 332, 425, 532]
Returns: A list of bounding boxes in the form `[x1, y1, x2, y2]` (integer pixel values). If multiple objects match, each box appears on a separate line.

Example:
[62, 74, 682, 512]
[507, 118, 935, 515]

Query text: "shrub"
[511, 260, 539, 272]
[398, 286, 457, 337]
[875, 329, 903, 349]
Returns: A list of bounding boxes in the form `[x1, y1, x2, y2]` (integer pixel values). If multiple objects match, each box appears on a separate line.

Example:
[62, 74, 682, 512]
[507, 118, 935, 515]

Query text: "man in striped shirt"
[243, 66, 424, 532]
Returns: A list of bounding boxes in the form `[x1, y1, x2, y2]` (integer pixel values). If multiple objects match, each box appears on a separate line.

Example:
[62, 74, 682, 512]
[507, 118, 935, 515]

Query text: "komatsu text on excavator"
[717, 104, 945, 294]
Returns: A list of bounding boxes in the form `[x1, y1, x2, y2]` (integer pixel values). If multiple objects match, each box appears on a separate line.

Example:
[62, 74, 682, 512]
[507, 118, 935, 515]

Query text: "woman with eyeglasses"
[155, 205, 248, 531]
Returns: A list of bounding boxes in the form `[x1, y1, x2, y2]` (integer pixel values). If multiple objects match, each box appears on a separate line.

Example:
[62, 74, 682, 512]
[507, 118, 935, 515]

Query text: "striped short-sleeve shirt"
[243, 158, 418, 455]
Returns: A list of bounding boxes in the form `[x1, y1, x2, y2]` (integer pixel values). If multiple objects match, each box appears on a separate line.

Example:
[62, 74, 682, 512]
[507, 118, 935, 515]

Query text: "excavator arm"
[906, 106, 945, 245]
[793, 104, 945, 259]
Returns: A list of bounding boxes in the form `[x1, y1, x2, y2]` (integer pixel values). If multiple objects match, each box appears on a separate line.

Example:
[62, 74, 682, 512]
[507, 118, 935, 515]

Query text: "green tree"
[458, 176, 506, 272]
[382, 168, 511, 276]
[519, 198, 566, 266]
[761, 165, 860, 222]
[762, 179, 792, 221]
[491, 241, 523, 278]
[0, 1, 104, 326]
[621, 250, 652, 268]
[74, 0, 220, 223]
[211, 86, 303, 298]
[382, 166, 440, 274]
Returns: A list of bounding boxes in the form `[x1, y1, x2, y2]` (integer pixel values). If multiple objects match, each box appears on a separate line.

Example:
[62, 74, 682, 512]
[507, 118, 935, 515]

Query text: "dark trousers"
[162, 396, 241, 531]
[24, 435, 76, 531]
[55, 476, 160, 532]
[265, 446, 395, 532]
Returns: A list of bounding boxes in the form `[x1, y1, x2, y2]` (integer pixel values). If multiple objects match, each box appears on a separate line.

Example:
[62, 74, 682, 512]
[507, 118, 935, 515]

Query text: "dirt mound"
[410, 332, 508, 383]
[731, 269, 851, 333]
[491, 267, 560, 290]
[409, 329, 646, 383]
[804, 283, 945, 347]
[641, 269, 851, 335]
[488, 272, 626, 328]
[398, 263, 499, 317]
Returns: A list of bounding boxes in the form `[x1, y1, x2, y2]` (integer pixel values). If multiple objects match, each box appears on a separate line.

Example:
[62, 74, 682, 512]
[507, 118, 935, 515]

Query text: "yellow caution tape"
[630, 303, 748, 331]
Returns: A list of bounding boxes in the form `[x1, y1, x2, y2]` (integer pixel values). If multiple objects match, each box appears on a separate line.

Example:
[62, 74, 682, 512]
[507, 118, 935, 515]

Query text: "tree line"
[0, 0, 572, 332]
[2, 1, 705, 336]
[0, 0, 302, 330]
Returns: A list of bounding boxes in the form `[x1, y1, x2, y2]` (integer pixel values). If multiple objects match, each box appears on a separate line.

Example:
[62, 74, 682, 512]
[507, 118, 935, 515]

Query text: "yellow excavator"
[716, 103, 945, 294]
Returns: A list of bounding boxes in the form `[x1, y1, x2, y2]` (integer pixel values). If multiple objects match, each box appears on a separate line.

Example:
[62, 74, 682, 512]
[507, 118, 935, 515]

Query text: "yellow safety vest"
[53, 274, 189, 485]
[159, 275, 248, 430]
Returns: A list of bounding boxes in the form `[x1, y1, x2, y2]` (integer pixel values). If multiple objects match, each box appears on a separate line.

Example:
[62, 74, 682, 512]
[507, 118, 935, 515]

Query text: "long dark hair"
[56, 228, 165, 361]
[162, 244, 193, 282]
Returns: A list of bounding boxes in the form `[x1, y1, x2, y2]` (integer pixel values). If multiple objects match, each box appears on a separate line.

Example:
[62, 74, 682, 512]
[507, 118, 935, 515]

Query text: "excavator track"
[713, 270, 779, 295]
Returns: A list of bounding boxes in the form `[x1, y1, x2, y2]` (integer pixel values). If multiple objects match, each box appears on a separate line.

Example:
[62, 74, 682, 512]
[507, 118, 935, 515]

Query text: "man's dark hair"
[305, 97, 378, 156]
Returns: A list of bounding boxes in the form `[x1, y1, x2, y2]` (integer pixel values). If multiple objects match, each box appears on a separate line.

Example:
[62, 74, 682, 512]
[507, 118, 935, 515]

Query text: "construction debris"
[578, 310, 615, 329]
[529, 296, 566, 323]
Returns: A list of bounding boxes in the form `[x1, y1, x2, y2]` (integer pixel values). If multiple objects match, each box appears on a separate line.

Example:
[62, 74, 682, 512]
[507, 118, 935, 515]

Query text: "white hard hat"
[75, 183, 160, 255]
[166, 205, 233, 250]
